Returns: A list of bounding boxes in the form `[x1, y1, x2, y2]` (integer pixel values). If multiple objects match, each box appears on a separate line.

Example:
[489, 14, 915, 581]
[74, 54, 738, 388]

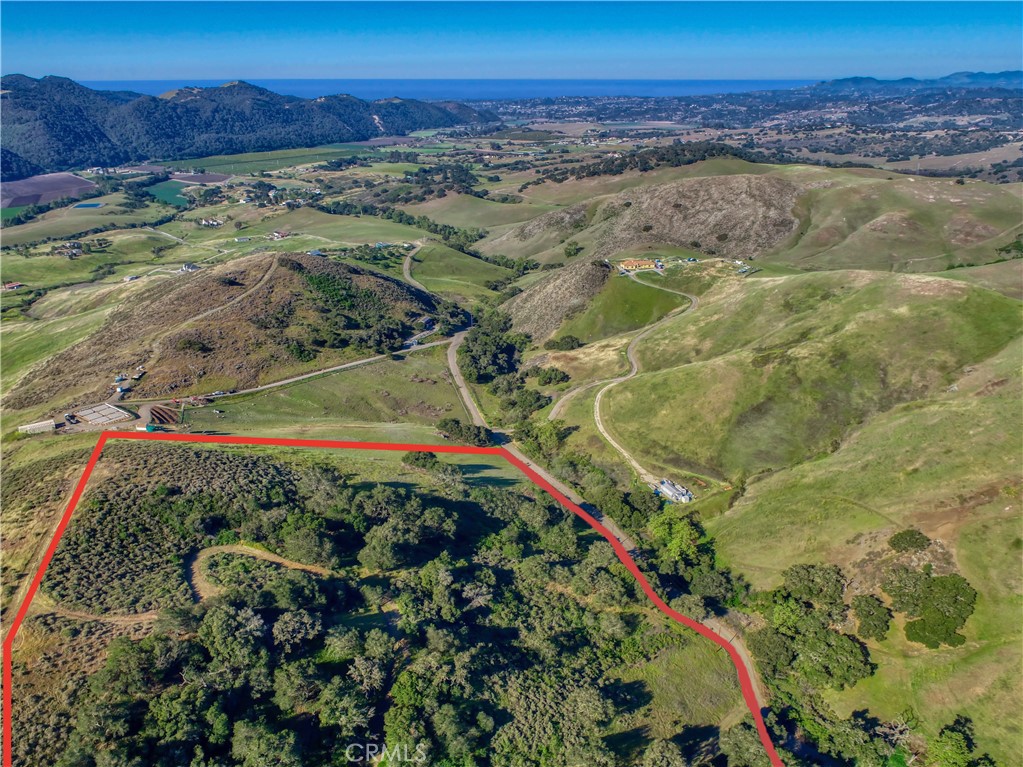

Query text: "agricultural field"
[156, 144, 372, 175]
[0, 193, 180, 247]
[1, 205, 28, 221]
[0, 172, 97, 209]
[146, 179, 191, 207]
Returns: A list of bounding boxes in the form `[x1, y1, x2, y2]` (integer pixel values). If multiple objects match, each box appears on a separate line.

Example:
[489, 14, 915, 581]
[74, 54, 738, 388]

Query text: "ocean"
[80, 79, 818, 101]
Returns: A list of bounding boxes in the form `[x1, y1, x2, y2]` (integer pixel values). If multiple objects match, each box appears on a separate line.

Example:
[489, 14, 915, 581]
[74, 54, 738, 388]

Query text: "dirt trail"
[28, 593, 159, 626]
[402, 241, 428, 292]
[549, 273, 697, 425]
[187, 544, 333, 602]
[145, 254, 279, 369]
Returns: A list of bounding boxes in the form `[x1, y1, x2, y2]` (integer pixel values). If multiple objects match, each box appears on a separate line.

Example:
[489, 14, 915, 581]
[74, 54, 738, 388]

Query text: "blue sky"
[2, 2, 1020, 81]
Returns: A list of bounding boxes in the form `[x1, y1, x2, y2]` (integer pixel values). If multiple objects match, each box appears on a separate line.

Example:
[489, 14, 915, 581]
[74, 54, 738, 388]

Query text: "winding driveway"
[402, 242, 429, 293]
[550, 273, 698, 486]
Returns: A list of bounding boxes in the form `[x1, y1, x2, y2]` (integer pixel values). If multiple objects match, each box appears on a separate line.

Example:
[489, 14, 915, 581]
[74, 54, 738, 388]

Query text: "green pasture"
[0, 194, 180, 247]
[556, 274, 688, 343]
[157, 145, 374, 175]
[410, 242, 512, 303]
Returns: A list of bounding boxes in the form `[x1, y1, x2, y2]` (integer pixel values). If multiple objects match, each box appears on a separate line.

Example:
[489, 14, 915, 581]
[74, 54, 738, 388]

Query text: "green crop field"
[1, 206, 28, 221]
[146, 180, 190, 207]
[410, 241, 512, 302]
[156, 144, 372, 175]
[556, 274, 689, 343]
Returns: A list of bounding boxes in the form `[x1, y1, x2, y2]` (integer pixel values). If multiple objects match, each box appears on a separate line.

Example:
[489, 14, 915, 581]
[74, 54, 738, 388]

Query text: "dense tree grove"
[437, 418, 493, 447]
[457, 309, 530, 384]
[887, 528, 931, 552]
[883, 567, 977, 648]
[41, 446, 718, 767]
[852, 594, 893, 642]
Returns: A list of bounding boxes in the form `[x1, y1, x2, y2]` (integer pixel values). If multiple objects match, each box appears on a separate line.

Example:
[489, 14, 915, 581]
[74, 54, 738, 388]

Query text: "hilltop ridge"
[0, 75, 498, 179]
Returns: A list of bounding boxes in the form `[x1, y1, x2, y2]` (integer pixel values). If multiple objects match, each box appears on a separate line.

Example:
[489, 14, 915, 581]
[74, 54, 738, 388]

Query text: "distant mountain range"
[0, 75, 498, 180]
[810, 70, 1023, 94]
[1, 72, 1019, 182]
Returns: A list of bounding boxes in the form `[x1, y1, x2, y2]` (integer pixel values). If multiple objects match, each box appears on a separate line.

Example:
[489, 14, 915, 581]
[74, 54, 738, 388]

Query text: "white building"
[658, 479, 694, 503]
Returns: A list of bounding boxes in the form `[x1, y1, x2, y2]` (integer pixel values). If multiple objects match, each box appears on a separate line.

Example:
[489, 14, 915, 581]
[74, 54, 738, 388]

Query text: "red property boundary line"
[2, 431, 785, 767]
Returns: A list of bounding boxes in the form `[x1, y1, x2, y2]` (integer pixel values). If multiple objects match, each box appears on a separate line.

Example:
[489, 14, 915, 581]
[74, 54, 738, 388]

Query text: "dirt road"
[187, 544, 334, 602]
[446, 331, 487, 427]
[445, 332, 639, 552]
[129, 336, 453, 417]
[590, 277, 698, 484]
[402, 243, 429, 293]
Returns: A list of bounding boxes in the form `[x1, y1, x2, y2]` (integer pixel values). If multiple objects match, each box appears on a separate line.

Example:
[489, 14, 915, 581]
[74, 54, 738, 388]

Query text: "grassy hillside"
[3, 253, 442, 415]
[557, 274, 689, 343]
[410, 241, 512, 303]
[768, 168, 1023, 271]
[942, 259, 1023, 300]
[602, 271, 1021, 481]
[542, 267, 1021, 762]
[477, 162, 1022, 272]
[707, 339, 1022, 763]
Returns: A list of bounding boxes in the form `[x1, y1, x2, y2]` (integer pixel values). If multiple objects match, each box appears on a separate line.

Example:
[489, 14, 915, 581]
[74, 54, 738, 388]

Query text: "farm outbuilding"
[18, 420, 56, 435]
[658, 479, 694, 503]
